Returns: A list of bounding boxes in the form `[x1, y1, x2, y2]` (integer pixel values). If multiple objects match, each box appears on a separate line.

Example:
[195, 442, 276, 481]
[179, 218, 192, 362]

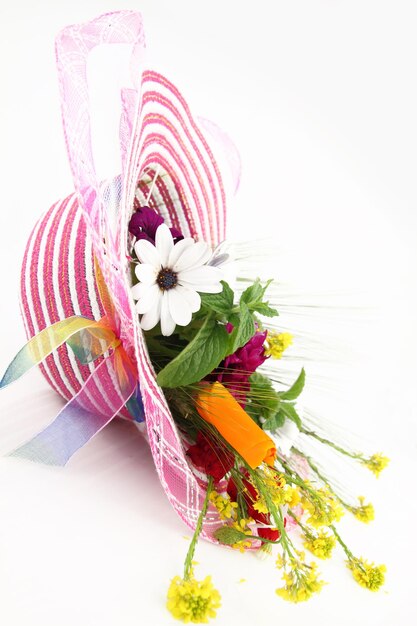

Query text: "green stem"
[183, 476, 214, 580]
[330, 524, 354, 561]
[240, 532, 282, 546]
[287, 509, 310, 535]
[300, 428, 363, 461]
[293, 447, 352, 511]
[248, 465, 295, 557]
[279, 458, 327, 508]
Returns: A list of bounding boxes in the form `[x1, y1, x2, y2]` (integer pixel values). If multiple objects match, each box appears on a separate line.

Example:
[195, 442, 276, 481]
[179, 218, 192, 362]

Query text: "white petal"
[131, 282, 148, 301]
[208, 252, 230, 268]
[177, 266, 223, 291]
[135, 263, 159, 286]
[155, 224, 174, 266]
[179, 280, 223, 294]
[167, 237, 195, 268]
[208, 241, 231, 268]
[135, 263, 158, 285]
[134, 239, 161, 267]
[168, 288, 193, 326]
[140, 294, 162, 331]
[135, 283, 160, 314]
[173, 241, 212, 272]
[174, 284, 201, 313]
[160, 292, 176, 336]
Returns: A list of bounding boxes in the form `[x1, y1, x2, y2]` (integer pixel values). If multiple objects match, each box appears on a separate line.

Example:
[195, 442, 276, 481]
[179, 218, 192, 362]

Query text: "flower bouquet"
[1, 11, 388, 623]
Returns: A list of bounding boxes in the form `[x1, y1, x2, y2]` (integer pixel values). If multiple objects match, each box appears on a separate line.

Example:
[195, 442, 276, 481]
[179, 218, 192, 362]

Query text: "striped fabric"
[20, 194, 130, 420]
[20, 11, 240, 539]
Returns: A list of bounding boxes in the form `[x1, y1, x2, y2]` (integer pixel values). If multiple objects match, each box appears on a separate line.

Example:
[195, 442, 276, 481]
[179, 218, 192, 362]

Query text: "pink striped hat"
[20, 11, 240, 539]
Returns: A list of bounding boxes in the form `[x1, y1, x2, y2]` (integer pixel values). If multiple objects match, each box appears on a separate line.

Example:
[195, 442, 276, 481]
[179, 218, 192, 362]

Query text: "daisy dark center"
[157, 267, 178, 291]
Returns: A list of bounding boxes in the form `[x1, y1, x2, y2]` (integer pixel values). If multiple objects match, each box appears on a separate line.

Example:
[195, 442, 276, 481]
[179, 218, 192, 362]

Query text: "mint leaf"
[262, 411, 286, 431]
[245, 404, 262, 426]
[200, 281, 234, 315]
[227, 301, 255, 354]
[156, 316, 229, 388]
[241, 279, 264, 305]
[278, 368, 305, 401]
[252, 302, 279, 317]
[280, 402, 302, 429]
[213, 526, 249, 545]
[248, 372, 280, 418]
[240, 279, 278, 319]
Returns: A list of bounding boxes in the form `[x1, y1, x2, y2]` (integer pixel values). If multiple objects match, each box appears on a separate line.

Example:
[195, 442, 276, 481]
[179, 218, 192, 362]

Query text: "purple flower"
[214, 325, 268, 407]
[128, 205, 183, 245]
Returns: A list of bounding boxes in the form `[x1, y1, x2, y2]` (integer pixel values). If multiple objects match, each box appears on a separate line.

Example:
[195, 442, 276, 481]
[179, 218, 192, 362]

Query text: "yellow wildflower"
[284, 486, 301, 508]
[253, 498, 269, 514]
[209, 491, 238, 520]
[276, 553, 286, 569]
[347, 557, 386, 591]
[303, 530, 336, 559]
[231, 518, 253, 552]
[275, 551, 325, 602]
[302, 487, 344, 528]
[167, 571, 221, 623]
[352, 497, 375, 523]
[265, 332, 293, 359]
[362, 453, 389, 477]
[258, 465, 301, 508]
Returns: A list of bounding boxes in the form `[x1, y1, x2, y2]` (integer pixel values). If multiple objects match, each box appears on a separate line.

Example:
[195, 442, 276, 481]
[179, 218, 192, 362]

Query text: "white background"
[0, 1, 416, 625]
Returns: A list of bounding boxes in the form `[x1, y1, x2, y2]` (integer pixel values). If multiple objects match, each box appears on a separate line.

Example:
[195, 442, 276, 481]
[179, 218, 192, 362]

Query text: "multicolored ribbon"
[0, 313, 141, 465]
[1, 249, 144, 465]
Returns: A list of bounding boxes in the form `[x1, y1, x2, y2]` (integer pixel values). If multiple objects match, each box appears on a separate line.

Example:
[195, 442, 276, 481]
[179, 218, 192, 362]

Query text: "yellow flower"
[258, 465, 301, 508]
[231, 518, 253, 552]
[209, 491, 238, 520]
[265, 332, 293, 359]
[253, 498, 269, 514]
[302, 487, 344, 528]
[303, 530, 336, 559]
[284, 486, 301, 508]
[167, 572, 221, 623]
[352, 497, 375, 523]
[275, 552, 325, 602]
[347, 557, 386, 591]
[362, 453, 389, 477]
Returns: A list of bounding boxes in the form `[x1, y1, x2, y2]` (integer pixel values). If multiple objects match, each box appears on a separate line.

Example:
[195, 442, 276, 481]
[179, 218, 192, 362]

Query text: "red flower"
[227, 472, 284, 542]
[187, 431, 235, 482]
[258, 527, 281, 542]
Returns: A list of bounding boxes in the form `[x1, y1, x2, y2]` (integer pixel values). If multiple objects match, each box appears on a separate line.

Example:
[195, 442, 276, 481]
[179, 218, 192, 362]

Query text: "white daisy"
[131, 224, 223, 336]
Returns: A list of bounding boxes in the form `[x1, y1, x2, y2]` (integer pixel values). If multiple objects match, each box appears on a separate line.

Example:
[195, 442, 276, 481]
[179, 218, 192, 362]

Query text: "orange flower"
[195, 382, 276, 469]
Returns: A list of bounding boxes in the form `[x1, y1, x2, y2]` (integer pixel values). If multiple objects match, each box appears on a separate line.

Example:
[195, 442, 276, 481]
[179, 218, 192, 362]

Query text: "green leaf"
[251, 302, 279, 318]
[249, 372, 280, 416]
[262, 411, 286, 431]
[200, 281, 234, 314]
[156, 316, 229, 388]
[213, 526, 248, 546]
[240, 279, 263, 305]
[278, 368, 305, 401]
[280, 402, 303, 429]
[240, 279, 278, 318]
[227, 301, 255, 354]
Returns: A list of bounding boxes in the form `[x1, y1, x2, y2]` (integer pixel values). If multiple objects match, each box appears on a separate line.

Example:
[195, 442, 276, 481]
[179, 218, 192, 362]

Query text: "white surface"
[0, 1, 416, 625]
